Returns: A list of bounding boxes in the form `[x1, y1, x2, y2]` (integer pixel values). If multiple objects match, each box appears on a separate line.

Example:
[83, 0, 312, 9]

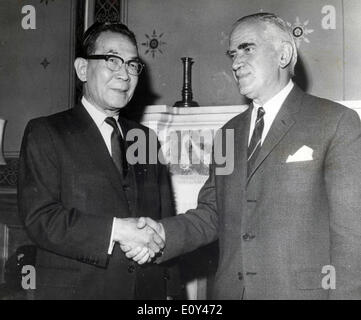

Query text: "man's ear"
[279, 41, 293, 69]
[74, 57, 88, 82]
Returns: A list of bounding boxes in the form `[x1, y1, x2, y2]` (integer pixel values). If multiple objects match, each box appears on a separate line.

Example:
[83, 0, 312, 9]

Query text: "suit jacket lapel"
[69, 104, 130, 204]
[231, 105, 252, 187]
[247, 85, 305, 183]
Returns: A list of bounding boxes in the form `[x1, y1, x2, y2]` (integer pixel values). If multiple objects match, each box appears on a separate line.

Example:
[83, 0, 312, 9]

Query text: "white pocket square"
[286, 145, 314, 163]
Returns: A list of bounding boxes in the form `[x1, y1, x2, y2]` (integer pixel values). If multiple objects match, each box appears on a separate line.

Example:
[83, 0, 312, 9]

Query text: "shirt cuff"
[107, 217, 116, 255]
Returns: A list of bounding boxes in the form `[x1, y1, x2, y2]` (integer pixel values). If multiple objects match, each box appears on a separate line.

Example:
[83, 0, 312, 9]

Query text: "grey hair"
[232, 13, 297, 76]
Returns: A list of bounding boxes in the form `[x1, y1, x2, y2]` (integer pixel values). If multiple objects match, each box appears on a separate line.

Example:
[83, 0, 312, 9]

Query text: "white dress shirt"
[82, 96, 124, 152]
[82, 96, 122, 255]
[248, 80, 294, 146]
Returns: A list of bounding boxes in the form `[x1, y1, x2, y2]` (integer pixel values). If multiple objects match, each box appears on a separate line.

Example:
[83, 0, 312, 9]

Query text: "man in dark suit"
[127, 13, 361, 299]
[17, 22, 180, 299]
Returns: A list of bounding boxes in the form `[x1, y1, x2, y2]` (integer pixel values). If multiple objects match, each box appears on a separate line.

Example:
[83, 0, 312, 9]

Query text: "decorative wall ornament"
[94, 0, 121, 23]
[40, 58, 50, 69]
[141, 30, 166, 58]
[288, 16, 314, 48]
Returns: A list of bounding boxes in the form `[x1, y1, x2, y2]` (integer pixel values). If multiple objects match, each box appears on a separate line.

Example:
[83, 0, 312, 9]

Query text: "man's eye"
[108, 57, 118, 64]
[245, 46, 255, 53]
[128, 61, 138, 68]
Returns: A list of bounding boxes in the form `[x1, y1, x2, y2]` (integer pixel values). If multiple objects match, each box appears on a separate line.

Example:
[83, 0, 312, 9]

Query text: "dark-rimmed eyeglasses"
[85, 54, 144, 76]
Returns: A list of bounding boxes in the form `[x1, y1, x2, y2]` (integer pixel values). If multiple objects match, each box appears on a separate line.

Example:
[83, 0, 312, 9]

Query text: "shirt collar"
[81, 96, 118, 127]
[253, 80, 294, 115]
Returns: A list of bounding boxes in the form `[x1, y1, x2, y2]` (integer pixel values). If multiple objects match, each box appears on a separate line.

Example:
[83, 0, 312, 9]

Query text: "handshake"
[113, 217, 165, 264]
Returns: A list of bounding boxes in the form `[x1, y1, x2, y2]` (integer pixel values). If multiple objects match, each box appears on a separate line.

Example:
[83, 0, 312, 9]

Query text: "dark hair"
[79, 21, 138, 58]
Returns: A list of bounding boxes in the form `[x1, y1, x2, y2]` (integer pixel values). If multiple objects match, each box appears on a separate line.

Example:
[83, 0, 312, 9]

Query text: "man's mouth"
[236, 72, 251, 80]
[111, 87, 129, 93]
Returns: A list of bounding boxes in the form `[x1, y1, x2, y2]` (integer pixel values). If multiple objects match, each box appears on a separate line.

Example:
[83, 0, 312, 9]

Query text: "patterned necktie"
[247, 107, 265, 177]
[105, 117, 128, 177]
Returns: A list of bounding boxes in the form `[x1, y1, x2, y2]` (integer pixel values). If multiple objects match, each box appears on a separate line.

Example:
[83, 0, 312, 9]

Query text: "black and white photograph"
[0, 0, 361, 307]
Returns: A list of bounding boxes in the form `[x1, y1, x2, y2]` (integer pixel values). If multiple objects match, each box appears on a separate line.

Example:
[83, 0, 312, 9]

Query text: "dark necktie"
[105, 117, 128, 177]
[247, 107, 265, 177]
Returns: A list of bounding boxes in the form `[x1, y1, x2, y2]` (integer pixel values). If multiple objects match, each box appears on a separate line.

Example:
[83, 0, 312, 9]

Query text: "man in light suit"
[17, 22, 180, 299]
[127, 13, 361, 299]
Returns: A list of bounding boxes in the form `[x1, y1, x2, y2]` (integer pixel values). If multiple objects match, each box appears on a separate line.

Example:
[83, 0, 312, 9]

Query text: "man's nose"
[232, 55, 245, 71]
[114, 64, 130, 80]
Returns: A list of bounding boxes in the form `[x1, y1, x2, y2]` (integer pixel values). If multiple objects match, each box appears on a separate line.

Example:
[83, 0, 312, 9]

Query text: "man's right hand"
[113, 217, 164, 264]
[120, 217, 165, 264]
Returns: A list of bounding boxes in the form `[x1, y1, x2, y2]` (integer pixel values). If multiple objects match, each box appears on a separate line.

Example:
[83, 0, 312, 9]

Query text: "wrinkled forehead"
[94, 31, 138, 55]
[229, 21, 272, 49]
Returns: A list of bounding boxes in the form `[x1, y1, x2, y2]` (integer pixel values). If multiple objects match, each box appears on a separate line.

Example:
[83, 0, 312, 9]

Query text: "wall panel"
[128, 0, 348, 106]
[0, 0, 76, 152]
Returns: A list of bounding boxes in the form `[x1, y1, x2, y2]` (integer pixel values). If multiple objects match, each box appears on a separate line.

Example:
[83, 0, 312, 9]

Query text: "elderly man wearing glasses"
[17, 22, 180, 300]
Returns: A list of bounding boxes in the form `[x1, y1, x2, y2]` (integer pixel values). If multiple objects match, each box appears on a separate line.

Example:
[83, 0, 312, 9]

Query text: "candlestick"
[173, 57, 199, 107]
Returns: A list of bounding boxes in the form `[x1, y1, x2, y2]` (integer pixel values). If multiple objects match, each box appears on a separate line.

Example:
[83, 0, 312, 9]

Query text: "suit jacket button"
[243, 233, 255, 241]
[238, 272, 243, 280]
[128, 264, 136, 273]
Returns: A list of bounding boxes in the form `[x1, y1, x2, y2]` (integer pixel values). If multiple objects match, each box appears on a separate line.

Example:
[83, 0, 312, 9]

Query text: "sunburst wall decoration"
[141, 30, 166, 59]
[288, 16, 314, 48]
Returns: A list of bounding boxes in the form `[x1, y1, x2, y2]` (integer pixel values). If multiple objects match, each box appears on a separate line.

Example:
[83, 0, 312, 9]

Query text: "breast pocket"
[274, 159, 323, 193]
